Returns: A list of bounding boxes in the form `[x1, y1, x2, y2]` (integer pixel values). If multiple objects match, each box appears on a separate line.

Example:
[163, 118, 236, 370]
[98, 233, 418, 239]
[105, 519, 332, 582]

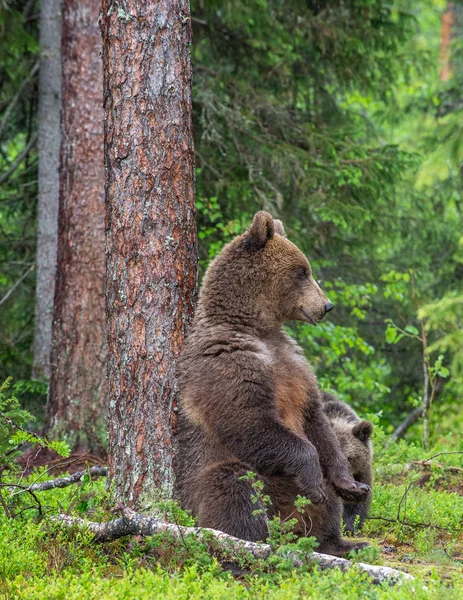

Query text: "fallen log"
[53, 504, 414, 585]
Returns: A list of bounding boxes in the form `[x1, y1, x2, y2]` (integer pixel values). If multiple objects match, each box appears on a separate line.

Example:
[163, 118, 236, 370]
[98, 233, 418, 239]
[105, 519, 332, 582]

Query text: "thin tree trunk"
[45, 0, 107, 453]
[391, 375, 447, 441]
[33, 0, 61, 381]
[101, 0, 197, 507]
[439, 4, 454, 82]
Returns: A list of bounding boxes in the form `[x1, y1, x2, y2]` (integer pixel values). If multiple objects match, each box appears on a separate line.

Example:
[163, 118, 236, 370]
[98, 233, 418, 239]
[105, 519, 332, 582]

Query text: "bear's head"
[198, 211, 334, 330]
[331, 420, 373, 482]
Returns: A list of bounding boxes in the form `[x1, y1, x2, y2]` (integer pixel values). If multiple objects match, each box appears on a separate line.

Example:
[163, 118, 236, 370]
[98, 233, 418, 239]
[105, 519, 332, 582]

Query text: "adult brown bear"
[176, 212, 370, 555]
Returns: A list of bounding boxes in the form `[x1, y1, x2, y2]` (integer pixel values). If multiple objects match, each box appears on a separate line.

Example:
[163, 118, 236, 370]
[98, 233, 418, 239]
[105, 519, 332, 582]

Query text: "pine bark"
[45, 0, 107, 453]
[101, 0, 197, 507]
[33, 0, 61, 381]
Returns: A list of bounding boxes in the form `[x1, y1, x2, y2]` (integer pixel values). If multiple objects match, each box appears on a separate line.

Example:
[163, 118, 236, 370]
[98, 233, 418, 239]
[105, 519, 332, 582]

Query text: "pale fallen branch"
[52, 504, 413, 585]
[1, 467, 108, 517]
[28, 466, 107, 492]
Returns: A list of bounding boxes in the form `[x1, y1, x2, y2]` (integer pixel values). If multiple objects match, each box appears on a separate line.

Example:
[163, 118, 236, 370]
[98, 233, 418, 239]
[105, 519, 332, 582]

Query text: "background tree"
[44, 0, 107, 453]
[101, 0, 197, 506]
[32, 0, 61, 381]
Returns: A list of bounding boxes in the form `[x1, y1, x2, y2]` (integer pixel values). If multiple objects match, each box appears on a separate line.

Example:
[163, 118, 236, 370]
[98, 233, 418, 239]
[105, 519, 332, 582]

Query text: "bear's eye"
[347, 457, 353, 463]
[294, 266, 308, 281]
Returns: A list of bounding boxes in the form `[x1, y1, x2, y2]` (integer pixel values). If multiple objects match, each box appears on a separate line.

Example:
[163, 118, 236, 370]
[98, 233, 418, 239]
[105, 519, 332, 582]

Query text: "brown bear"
[175, 211, 370, 555]
[322, 392, 373, 534]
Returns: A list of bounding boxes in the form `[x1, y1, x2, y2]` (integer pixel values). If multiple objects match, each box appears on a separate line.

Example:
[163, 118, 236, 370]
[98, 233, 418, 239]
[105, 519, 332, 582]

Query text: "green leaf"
[385, 326, 397, 344]
[405, 325, 419, 336]
[437, 366, 449, 378]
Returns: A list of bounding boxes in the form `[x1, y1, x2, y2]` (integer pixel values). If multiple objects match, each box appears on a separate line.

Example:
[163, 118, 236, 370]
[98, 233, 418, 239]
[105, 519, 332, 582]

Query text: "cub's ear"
[246, 211, 275, 249]
[352, 421, 373, 443]
[273, 219, 286, 237]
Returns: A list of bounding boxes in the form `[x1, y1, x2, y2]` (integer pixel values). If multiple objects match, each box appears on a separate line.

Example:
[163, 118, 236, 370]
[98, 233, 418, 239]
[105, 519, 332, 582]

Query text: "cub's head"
[199, 211, 334, 328]
[333, 420, 373, 481]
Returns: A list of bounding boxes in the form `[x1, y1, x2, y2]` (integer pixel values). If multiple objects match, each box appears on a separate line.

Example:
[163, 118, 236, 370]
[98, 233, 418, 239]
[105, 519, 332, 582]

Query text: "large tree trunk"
[101, 0, 197, 507]
[44, 0, 107, 453]
[32, 0, 61, 381]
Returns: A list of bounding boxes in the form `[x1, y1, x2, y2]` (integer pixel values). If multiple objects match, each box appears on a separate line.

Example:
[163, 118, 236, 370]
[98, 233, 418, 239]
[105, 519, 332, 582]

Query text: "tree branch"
[391, 376, 447, 441]
[0, 264, 35, 308]
[52, 506, 413, 585]
[391, 406, 423, 441]
[0, 133, 38, 187]
[0, 62, 39, 141]
[28, 466, 107, 492]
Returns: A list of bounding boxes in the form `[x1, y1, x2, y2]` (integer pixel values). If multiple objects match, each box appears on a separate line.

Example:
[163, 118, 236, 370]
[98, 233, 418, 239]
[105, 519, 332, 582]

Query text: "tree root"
[52, 504, 414, 585]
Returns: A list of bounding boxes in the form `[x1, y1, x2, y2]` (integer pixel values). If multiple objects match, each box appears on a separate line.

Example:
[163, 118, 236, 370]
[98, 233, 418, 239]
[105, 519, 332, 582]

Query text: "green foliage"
[420, 292, 463, 376]
[0, 376, 31, 455]
[0, 1, 38, 383]
[0, 377, 70, 486]
[239, 471, 272, 521]
[191, 0, 462, 441]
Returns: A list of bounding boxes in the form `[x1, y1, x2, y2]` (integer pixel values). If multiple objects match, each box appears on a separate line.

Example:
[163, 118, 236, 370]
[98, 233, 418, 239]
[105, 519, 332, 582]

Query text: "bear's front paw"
[333, 478, 371, 503]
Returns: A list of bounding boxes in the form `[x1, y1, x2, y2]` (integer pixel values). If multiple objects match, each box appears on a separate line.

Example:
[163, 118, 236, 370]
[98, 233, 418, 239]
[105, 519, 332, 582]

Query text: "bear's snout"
[324, 301, 334, 314]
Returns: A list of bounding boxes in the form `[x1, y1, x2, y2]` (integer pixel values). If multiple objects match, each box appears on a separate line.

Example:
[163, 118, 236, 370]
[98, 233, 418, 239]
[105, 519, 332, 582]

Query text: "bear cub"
[323, 392, 373, 533]
[176, 211, 371, 555]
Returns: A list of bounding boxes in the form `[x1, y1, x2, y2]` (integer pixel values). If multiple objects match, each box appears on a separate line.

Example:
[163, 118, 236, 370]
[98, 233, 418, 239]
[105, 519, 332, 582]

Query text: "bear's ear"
[246, 211, 275, 249]
[352, 421, 373, 443]
[273, 219, 286, 237]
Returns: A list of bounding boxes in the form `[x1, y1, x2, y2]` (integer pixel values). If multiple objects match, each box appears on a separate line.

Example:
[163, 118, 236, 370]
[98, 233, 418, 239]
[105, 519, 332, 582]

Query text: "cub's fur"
[176, 212, 370, 556]
[323, 392, 373, 533]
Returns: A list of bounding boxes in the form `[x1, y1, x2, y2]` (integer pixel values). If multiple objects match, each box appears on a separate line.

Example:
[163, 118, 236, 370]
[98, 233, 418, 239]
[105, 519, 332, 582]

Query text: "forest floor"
[1, 428, 462, 599]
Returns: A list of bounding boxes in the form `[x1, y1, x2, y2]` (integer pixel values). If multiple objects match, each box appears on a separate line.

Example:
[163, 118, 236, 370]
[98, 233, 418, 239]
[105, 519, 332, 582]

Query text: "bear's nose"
[324, 301, 334, 314]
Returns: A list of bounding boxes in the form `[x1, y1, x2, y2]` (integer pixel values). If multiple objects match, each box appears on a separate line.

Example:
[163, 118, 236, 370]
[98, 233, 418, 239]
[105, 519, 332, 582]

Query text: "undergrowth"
[0, 422, 462, 599]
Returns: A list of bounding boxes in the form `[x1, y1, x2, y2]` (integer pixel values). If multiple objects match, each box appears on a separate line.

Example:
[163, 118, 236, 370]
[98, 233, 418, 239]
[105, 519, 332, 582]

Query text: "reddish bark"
[45, 0, 107, 453]
[439, 4, 454, 81]
[101, 1, 197, 506]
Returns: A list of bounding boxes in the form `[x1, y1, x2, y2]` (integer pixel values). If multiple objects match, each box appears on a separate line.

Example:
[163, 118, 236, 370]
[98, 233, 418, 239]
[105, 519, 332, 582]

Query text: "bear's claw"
[333, 480, 371, 503]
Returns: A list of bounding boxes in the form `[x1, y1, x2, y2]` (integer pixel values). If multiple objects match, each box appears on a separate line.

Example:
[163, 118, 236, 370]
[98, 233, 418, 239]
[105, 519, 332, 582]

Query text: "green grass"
[0, 430, 462, 599]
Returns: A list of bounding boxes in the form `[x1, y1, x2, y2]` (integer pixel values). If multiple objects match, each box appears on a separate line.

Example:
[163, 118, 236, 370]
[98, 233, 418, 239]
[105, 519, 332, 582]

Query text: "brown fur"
[175, 212, 371, 556]
[322, 392, 373, 533]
